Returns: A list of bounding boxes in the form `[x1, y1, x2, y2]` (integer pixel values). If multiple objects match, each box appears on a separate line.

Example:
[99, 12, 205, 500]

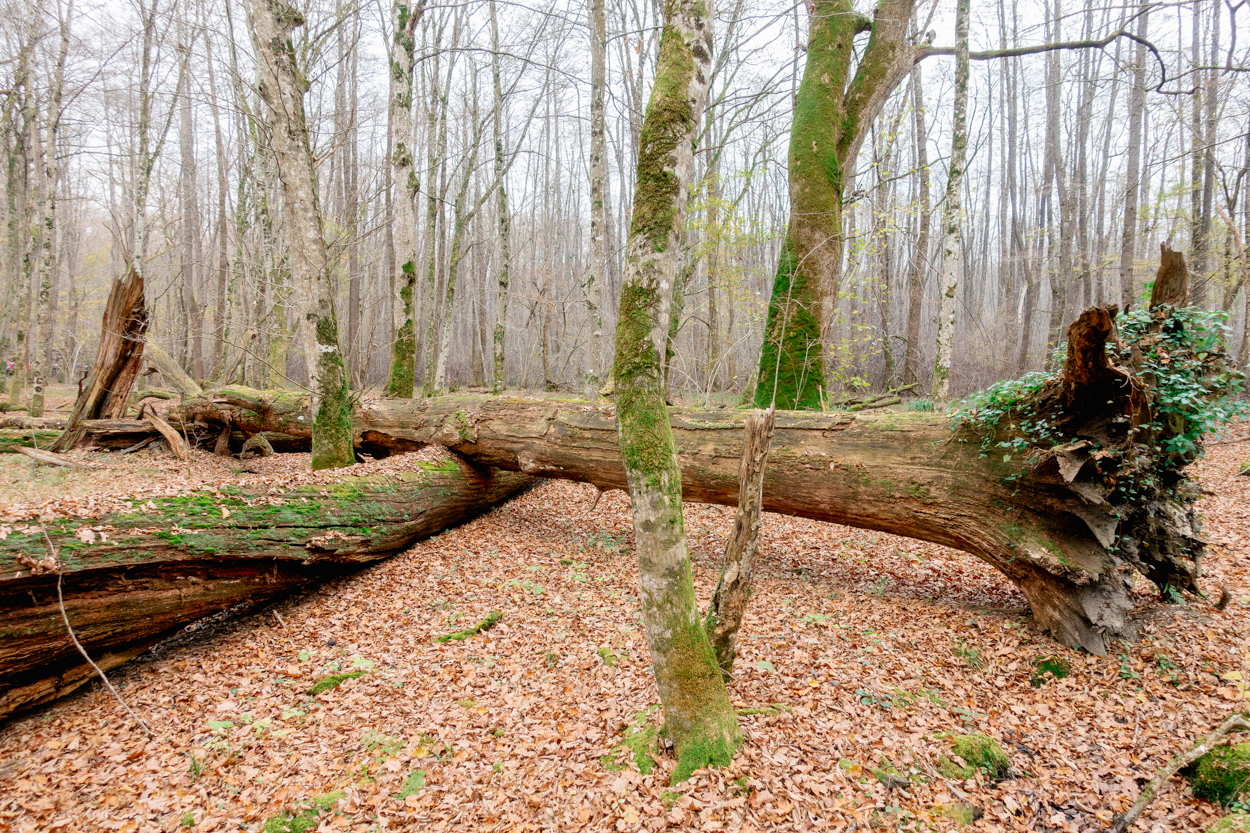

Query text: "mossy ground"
[261, 792, 344, 833]
[1210, 813, 1250, 833]
[306, 672, 364, 695]
[1188, 743, 1250, 806]
[937, 733, 1011, 780]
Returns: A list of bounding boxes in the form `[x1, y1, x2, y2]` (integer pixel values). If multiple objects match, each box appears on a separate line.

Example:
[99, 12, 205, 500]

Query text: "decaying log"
[0, 460, 532, 719]
[52, 268, 148, 452]
[142, 343, 203, 399]
[129, 298, 1226, 655]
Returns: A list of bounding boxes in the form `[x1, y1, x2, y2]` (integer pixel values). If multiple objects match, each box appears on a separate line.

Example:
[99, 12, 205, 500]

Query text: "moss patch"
[436, 610, 502, 643]
[937, 733, 1011, 780]
[1188, 743, 1250, 807]
[1210, 813, 1250, 833]
[307, 671, 365, 695]
[261, 791, 344, 833]
[601, 707, 662, 775]
[1030, 655, 1071, 688]
[931, 802, 984, 826]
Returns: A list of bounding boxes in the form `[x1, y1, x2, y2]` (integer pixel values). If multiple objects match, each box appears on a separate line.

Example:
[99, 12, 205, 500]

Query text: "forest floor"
[0, 395, 1247, 833]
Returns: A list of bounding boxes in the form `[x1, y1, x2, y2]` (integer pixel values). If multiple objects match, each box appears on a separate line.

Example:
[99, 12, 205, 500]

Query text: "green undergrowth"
[1030, 655, 1071, 688]
[1210, 813, 1250, 833]
[436, 610, 502, 643]
[1186, 742, 1250, 807]
[937, 733, 1011, 781]
[601, 707, 661, 775]
[261, 791, 344, 833]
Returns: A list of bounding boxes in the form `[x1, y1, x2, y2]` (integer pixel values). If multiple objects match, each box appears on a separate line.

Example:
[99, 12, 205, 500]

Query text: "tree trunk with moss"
[0, 462, 532, 720]
[384, 0, 424, 398]
[247, 0, 353, 470]
[613, 0, 741, 782]
[755, 0, 919, 409]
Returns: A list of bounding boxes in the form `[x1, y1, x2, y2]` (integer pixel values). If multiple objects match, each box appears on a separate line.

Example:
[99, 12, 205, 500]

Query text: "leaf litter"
[0, 434, 1247, 832]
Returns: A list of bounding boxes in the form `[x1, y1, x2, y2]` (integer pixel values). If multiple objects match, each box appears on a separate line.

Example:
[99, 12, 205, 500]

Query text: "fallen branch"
[436, 611, 503, 643]
[17, 446, 84, 468]
[1110, 712, 1250, 833]
[139, 404, 188, 461]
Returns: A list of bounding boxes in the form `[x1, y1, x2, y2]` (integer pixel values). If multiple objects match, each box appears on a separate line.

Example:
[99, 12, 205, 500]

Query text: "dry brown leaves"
[0, 432, 1247, 832]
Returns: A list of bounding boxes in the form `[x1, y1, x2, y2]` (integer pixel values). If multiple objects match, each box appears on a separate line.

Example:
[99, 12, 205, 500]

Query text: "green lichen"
[937, 733, 1011, 780]
[261, 791, 344, 833]
[1188, 743, 1250, 807]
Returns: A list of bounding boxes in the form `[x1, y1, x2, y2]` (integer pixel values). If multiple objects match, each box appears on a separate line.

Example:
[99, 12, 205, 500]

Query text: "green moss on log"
[937, 733, 1011, 780]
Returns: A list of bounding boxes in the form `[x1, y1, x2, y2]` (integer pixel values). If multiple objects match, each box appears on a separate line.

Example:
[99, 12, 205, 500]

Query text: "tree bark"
[384, 0, 423, 398]
[247, 0, 353, 470]
[0, 462, 533, 720]
[51, 268, 148, 452]
[704, 407, 775, 677]
[756, 0, 919, 409]
[931, 0, 969, 403]
[611, 0, 741, 783]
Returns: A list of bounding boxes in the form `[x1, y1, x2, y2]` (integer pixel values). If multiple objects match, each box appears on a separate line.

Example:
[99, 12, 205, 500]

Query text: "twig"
[17, 446, 84, 468]
[436, 611, 503, 643]
[28, 434, 152, 736]
[1110, 712, 1250, 833]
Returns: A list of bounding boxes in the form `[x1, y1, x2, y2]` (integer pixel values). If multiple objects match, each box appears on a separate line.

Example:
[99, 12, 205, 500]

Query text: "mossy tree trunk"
[613, 0, 741, 782]
[755, 0, 919, 409]
[384, 0, 424, 398]
[490, 0, 513, 395]
[247, 0, 353, 470]
[0, 463, 532, 720]
[583, 0, 608, 400]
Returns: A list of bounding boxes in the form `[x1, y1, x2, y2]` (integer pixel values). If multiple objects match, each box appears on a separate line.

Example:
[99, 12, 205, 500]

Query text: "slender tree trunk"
[28, 0, 71, 418]
[1117, 2, 1150, 310]
[903, 64, 930, 388]
[491, 0, 513, 394]
[247, 0, 353, 469]
[583, 0, 607, 399]
[613, 0, 741, 783]
[385, 0, 423, 397]
[932, 0, 968, 404]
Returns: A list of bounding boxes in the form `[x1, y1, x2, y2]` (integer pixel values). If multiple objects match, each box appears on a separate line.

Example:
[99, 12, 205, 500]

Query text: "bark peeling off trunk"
[0, 462, 532, 720]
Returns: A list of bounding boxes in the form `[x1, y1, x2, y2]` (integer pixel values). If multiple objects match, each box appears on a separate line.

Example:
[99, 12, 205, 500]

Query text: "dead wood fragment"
[1110, 712, 1250, 833]
[705, 407, 775, 677]
[52, 268, 148, 452]
[16, 447, 83, 468]
[139, 405, 188, 461]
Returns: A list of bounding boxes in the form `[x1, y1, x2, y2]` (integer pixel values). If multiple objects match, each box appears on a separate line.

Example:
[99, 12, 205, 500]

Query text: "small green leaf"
[755, 660, 775, 672]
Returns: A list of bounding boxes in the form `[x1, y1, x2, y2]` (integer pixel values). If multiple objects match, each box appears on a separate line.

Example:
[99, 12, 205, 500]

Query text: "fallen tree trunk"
[0, 460, 532, 719]
[81, 257, 1235, 655]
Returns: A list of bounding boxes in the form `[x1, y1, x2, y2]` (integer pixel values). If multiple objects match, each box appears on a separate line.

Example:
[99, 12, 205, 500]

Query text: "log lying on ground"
[0, 460, 532, 719]
[131, 278, 1232, 655]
